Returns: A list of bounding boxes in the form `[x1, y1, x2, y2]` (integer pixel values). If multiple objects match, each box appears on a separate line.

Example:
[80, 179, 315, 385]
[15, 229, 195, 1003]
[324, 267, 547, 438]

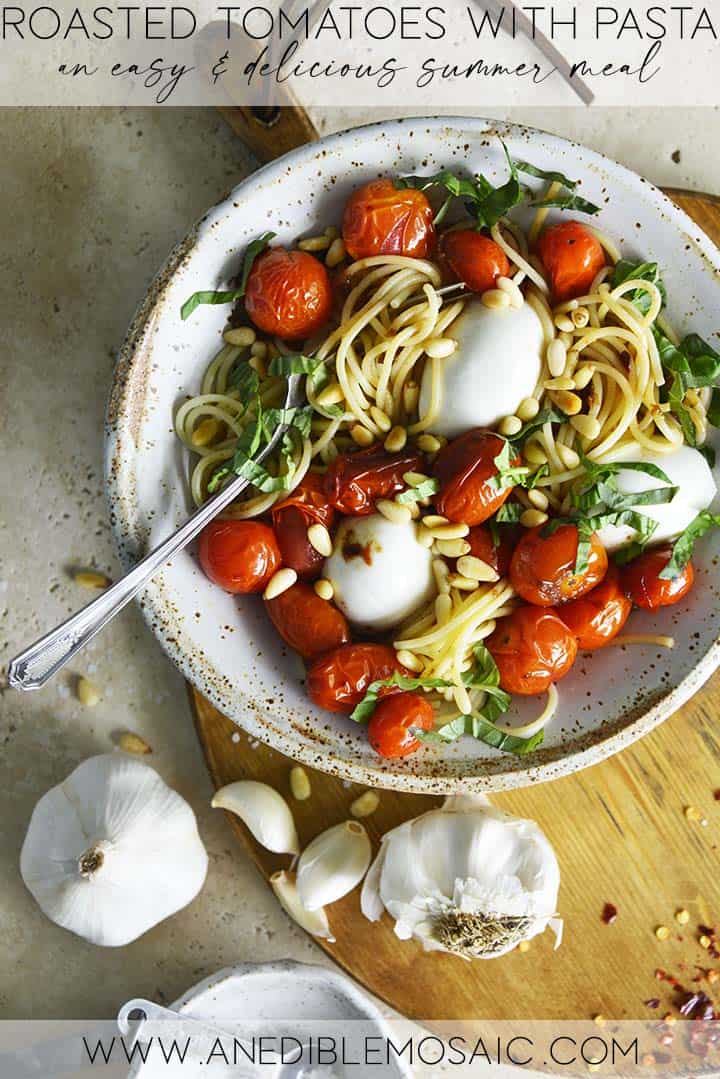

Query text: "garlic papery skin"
[20, 754, 208, 947]
[297, 821, 371, 912]
[360, 794, 561, 960]
[271, 870, 335, 942]
[211, 780, 299, 856]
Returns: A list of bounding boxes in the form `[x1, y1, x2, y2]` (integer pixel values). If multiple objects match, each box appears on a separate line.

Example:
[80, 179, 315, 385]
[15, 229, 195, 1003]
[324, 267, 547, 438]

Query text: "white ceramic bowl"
[106, 117, 720, 793]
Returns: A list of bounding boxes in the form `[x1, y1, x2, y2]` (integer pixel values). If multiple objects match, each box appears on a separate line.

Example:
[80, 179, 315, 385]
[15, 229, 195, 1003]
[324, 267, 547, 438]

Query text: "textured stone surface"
[0, 105, 718, 1019]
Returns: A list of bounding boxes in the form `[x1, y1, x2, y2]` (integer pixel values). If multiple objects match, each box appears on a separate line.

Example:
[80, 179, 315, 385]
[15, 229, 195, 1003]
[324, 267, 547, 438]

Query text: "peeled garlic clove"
[212, 781, 299, 856]
[271, 870, 335, 942]
[297, 820, 371, 912]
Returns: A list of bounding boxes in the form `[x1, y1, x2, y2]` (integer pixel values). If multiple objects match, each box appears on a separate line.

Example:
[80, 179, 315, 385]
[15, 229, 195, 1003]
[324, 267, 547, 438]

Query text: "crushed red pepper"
[602, 902, 618, 925]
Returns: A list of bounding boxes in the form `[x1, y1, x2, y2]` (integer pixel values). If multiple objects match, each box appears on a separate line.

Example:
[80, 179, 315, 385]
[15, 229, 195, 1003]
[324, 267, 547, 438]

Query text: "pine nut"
[527, 488, 550, 512]
[73, 570, 111, 590]
[403, 382, 420, 413]
[384, 425, 407, 453]
[571, 307, 590, 328]
[448, 573, 479, 591]
[573, 364, 595, 390]
[307, 523, 332, 557]
[250, 341, 268, 360]
[248, 354, 267, 378]
[119, 731, 152, 755]
[554, 314, 576, 333]
[264, 568, 297, 601]
[520, 509, 549, 528]
[314, 579, 334, 601]
[370, 405, 392, 433]
[481, 289, 511, 310]
[417, 527, 435, 548]
[324, 226, 339, 240]
[424, 337, 457, 360]
[552, 389, 583, 415]
[223, 326, 256, 348]
[453, 684, 473, 715]
[191, 418, 223, 448]
[377, 499, 412, 525]
[77, 676, 100, 707]
[325, 238, 347, 268]
[457, 555, 499, 582]
[434, 538, 471, 558]
[435, 593, 452, 623]
[517, 397, 540, 422]
[298, 235, 330, 252]
[497, 276, 524, 308]
[524, 443, 548, 466]
[544, 377, 576, 391]
[417, 434, 442, 454]
[570, 414, 602, 440]
[396, 649, 423, 673]
[350, 791, 380, 818]
[351, 424, 374, 447]
[499, 415, 522, 437]
[426, 522, 470, 540]
[406, 501, 421, 519]
[404, 471, 431, 487]
[422, 514, 449, 528]
[547, 339, 568, 377]
[316, 382, 344, 408]
[290, 765, 311, 800]
[559, 331, 574, 349]
[432, 558, 451, 594]
[557, 444, 581, 470]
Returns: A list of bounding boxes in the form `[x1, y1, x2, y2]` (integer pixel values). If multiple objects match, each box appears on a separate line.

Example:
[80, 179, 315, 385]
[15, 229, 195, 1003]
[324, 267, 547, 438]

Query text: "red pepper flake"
[714, 790, 720, 801]
[602, 902, 618, 925]
[678, 990, 715, 1021]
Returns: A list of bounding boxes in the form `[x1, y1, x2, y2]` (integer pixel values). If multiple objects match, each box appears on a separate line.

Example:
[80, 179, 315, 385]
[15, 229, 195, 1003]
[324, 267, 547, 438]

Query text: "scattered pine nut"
[553, 390, 583, 416]
[77, 676, 100, 707]
[700, 934, 712, 949]
[316, 382, 344, 409]
[191, 418, 223, 448]
[684, 805, 703, 822]
[324, 226, 339, 240]
[573, 364, 596, 390]
[518, 940, 531, 953]
[404, 471, 430, 487]
[325, 238, 347, 267]
[314, 579, 334, 601]
[263, 568, 297, 601]
[435, 593, 453, 623]
[376, 499, 412, 525]
[524, 442, 548, 466]
[528, 488, 549, 512]
[457, 555, 499, 582]
[298, 235, 331, 252]
[119, 731, 152, 755]
[547, 338, 568, 377]
[370, 405, 392, 433]
[396, 649, 423, 673]
[403, 383, 419, 413]
[417, 434, 442, 454]
[557, 444, 581, 470]
[384, 426, 407, 453]
[571, 414, 602, 441]
[521, 508, 549, 528]
[73, 570, 111, 590]
[350, 424, 374, 447]
[350, 791, 380, 818]
[250, 341, 268, 360]
[481, 289, 511, 310]
[434, 538, 470, 558]
[424, 337, 457, 360]
[223, 326, 256, 348]
[290, 765, 311, 801]
[416, 527, 435, 549]
[496, 276, 524, 308]
[655, 925, 671, 941]
[499, 415, 522, 437]
[307, 523, 332, 557]
[544, 376, 576, 391]
[422, 514, 449, 528]
[675, 909, 690, 925]
[453, 683, 472, 715]
[517, 397, 540, 422]
[554, 314, 576, 333]
[593, 1014, 606, 1027]
[572, 306, 590, 328]
[426, 522, 470, 540]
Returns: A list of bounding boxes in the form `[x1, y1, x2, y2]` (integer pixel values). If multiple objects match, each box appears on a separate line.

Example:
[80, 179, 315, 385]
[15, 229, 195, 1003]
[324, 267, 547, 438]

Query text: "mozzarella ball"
[419, 300, 544, 439]
[323, 514, 434, 632]
[595, 444, 717, 552]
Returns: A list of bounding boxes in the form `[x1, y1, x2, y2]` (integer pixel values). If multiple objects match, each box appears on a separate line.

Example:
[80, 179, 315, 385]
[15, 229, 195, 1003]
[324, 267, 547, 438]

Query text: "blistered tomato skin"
[306, 643, 409, 714]
[342, 179, 435, 261]
[368, 692, 434, 758]
[433, 429, 516, 526]
[487, 605, 578, 696]
[621, 546, 695, 610]
[244, 247, 332, 341]
[440, 230, 511, 294]
[272, 473, 336, 579]
[198, 520, 281, 594]
[536, 221, 606, 303]
[264, 583, 350, 660]
[510, 524, 608, 607]
[324, 445, 424, 516]
[560, 565, 632, 650]
[466, 524, 517, 578]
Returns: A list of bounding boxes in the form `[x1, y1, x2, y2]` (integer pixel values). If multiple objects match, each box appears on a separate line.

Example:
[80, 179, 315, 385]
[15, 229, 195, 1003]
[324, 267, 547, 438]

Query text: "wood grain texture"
[193, 121, 720, 1018]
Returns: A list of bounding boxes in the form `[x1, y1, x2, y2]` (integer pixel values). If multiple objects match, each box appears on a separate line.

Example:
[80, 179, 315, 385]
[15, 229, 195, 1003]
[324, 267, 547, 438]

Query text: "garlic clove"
[211, 780, 299, 856]
[270, 870, 335, 942]
[297, 820, 371, 912]
[360, 839, 387, 923]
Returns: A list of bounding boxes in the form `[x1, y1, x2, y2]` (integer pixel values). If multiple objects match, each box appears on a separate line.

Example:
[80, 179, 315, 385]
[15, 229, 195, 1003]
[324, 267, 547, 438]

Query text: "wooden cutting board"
[193, 107, 720, 1022]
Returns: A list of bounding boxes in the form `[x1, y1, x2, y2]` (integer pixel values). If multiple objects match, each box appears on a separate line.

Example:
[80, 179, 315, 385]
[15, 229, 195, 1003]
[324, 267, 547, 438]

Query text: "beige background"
[1, 106, 718, 1019]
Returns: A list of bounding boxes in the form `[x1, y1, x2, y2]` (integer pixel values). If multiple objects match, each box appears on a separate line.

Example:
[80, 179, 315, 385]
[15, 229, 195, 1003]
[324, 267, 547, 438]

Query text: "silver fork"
[6, 376, 305, 691]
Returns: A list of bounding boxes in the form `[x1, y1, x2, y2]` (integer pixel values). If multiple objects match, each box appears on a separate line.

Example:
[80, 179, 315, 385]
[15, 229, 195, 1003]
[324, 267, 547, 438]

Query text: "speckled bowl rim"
[105, 115, 720, 794]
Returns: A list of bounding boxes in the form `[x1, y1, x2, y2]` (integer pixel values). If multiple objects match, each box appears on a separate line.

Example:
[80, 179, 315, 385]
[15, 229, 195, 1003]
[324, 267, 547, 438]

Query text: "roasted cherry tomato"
[487, 605, 578, 696]
[536, 221, 606, 303]
[198, 519, 281, 594]
[342, 179, 435, 261]
[620, 546, 694, 610]
[306, 643, 408, 714]
[272, 473, 336, 580]
[368, 692, 434, 758]
[433, 429, 516, 526]
[265, 582, 350, 660]
[244, 247, 332, 341]
[324, 445, 423, 516]
[439, 230, 511, 294]
[560, 565, 632, 650]
[466, 524, 517, 578]
[510, 524, 608, 607]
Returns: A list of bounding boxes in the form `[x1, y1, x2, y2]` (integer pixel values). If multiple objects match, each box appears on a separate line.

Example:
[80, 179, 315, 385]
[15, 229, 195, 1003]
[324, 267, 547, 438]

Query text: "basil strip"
[515, 162, 579, 188]
[180, 231, 275, 320]
[611, 259, 667, 313]
[419, 716, 544, 756]
[531, 193, 601, 216]
[659, 510, 720, 580]
[396, 478, 439, 504]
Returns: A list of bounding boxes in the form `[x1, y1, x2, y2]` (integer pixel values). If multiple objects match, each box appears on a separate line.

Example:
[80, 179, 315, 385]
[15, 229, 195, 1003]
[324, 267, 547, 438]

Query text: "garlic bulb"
[361, 795, 561, 959]
[271, 870, 335, 942]
[297, 820, 371, 911]
[211, 780, 299, 855]
[20, 754, 208, 947]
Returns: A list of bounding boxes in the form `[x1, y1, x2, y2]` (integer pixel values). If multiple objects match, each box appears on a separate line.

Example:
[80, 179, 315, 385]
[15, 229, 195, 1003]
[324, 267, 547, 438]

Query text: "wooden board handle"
[218, 105, 318, 162]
